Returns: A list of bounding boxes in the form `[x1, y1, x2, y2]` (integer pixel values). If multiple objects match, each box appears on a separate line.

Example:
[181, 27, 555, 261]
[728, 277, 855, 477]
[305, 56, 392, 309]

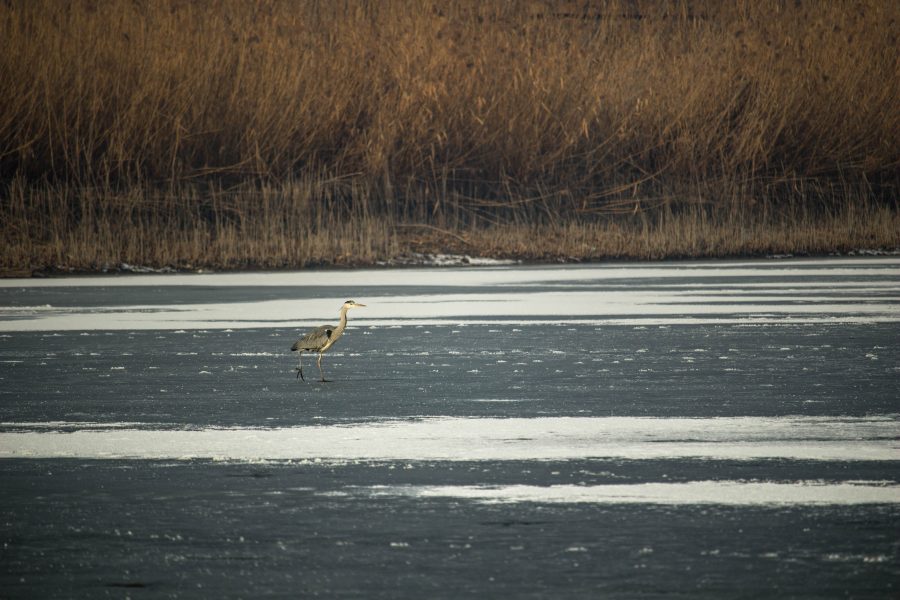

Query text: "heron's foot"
[295, 367, 305, 381]
[320, 378, 331, 383]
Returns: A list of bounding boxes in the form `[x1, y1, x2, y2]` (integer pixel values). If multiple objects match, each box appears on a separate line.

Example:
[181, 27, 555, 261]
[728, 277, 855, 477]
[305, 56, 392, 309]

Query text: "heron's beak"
[355, 303, 367, 308]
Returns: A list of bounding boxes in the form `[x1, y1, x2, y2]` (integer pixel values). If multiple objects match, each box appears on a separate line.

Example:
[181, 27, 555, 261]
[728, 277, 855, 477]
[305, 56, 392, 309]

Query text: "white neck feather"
[335, 306, 350, 335]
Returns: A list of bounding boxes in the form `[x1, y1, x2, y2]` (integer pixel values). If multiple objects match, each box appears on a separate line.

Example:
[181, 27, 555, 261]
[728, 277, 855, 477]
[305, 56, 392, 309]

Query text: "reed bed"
[4, 177, 897, 274]
[1, 0, 898, 272]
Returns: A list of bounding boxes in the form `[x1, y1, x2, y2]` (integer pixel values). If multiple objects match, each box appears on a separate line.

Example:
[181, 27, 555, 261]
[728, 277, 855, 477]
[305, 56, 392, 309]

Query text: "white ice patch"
[0, 258, 900, 332]
[364, 481, 900, 505]
[1, 416, 897, 461]
[1, 258, 898, 331]
[1, 294, 898, 331]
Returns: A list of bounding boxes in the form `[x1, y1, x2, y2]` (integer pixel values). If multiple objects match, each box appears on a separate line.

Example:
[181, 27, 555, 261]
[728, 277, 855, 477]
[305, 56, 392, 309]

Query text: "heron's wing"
[291, 324, 334, 351]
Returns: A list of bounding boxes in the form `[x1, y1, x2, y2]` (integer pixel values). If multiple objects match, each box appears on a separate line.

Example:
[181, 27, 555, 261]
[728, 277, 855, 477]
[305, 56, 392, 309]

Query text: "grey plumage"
[291, 325, 334, 353]
[291, 300, 365, 382]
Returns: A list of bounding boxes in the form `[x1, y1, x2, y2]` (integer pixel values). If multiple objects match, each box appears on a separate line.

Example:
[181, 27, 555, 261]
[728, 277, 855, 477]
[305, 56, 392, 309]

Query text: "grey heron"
[291, 300, 366, 382]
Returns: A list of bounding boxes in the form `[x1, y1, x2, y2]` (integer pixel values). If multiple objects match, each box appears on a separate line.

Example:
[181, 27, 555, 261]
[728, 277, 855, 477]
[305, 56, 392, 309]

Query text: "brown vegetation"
[1, 0, 898, 272]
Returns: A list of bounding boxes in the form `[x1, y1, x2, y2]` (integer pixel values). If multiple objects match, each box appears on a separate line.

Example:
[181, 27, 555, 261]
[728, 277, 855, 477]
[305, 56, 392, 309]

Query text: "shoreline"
[5, 195, 898, 278]
[5, 246, 899, 279]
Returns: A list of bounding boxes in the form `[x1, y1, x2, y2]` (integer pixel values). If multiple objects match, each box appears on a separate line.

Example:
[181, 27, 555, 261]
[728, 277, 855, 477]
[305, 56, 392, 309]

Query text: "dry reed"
[1, 1, 898, 272]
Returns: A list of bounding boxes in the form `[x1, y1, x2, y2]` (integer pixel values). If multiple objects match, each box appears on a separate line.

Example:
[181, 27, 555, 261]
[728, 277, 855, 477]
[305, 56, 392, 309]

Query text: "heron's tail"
[291, 341, 301, 352]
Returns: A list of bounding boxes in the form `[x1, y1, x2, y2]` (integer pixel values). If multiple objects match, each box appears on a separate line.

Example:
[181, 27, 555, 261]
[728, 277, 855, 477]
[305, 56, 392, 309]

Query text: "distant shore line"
[3, 176, 898, 276]
[3, 211, 898, 278]
[5, 251, 900, 279]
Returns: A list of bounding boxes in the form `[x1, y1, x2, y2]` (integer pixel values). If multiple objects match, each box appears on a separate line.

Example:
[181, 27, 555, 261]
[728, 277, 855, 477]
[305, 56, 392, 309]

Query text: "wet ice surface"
[1, 323, 898, 426]
[1, 258, 899, 598]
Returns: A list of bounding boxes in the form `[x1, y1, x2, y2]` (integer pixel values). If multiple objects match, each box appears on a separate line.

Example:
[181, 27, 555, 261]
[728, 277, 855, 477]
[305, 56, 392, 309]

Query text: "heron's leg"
[295, 352, 305, 381]
[317, 353, 329, 382]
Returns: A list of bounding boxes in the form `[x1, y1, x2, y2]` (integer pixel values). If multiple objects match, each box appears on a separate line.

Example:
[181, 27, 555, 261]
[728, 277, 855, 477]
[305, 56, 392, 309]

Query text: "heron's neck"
[335, 307, 350, 334]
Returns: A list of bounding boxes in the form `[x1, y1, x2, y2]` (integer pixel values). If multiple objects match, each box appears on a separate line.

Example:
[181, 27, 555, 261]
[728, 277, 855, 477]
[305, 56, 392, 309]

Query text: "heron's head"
[343, 299, 366, 309]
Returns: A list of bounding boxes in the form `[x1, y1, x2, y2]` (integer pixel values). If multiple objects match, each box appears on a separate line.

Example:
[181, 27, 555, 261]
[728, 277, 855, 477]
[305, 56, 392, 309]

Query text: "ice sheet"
[2, 258, 897, 331]
[2, 416, 897, 461]
[3, 291, 899, 331]
[364, 481, 900, 505]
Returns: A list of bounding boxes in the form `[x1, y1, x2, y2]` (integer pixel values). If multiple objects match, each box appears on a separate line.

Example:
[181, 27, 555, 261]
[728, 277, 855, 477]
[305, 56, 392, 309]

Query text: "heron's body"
[291, 300, 365, 381]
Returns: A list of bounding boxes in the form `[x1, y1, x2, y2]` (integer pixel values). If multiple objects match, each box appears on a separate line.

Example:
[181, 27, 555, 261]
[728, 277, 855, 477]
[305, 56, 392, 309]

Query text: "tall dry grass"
[1, 0, 898, 270]
[4, 176, 897, 273]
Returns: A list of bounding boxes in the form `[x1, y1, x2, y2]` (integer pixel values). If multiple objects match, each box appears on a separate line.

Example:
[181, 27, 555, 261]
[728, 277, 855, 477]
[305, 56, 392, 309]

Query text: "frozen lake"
[1, 258, 899, 597]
